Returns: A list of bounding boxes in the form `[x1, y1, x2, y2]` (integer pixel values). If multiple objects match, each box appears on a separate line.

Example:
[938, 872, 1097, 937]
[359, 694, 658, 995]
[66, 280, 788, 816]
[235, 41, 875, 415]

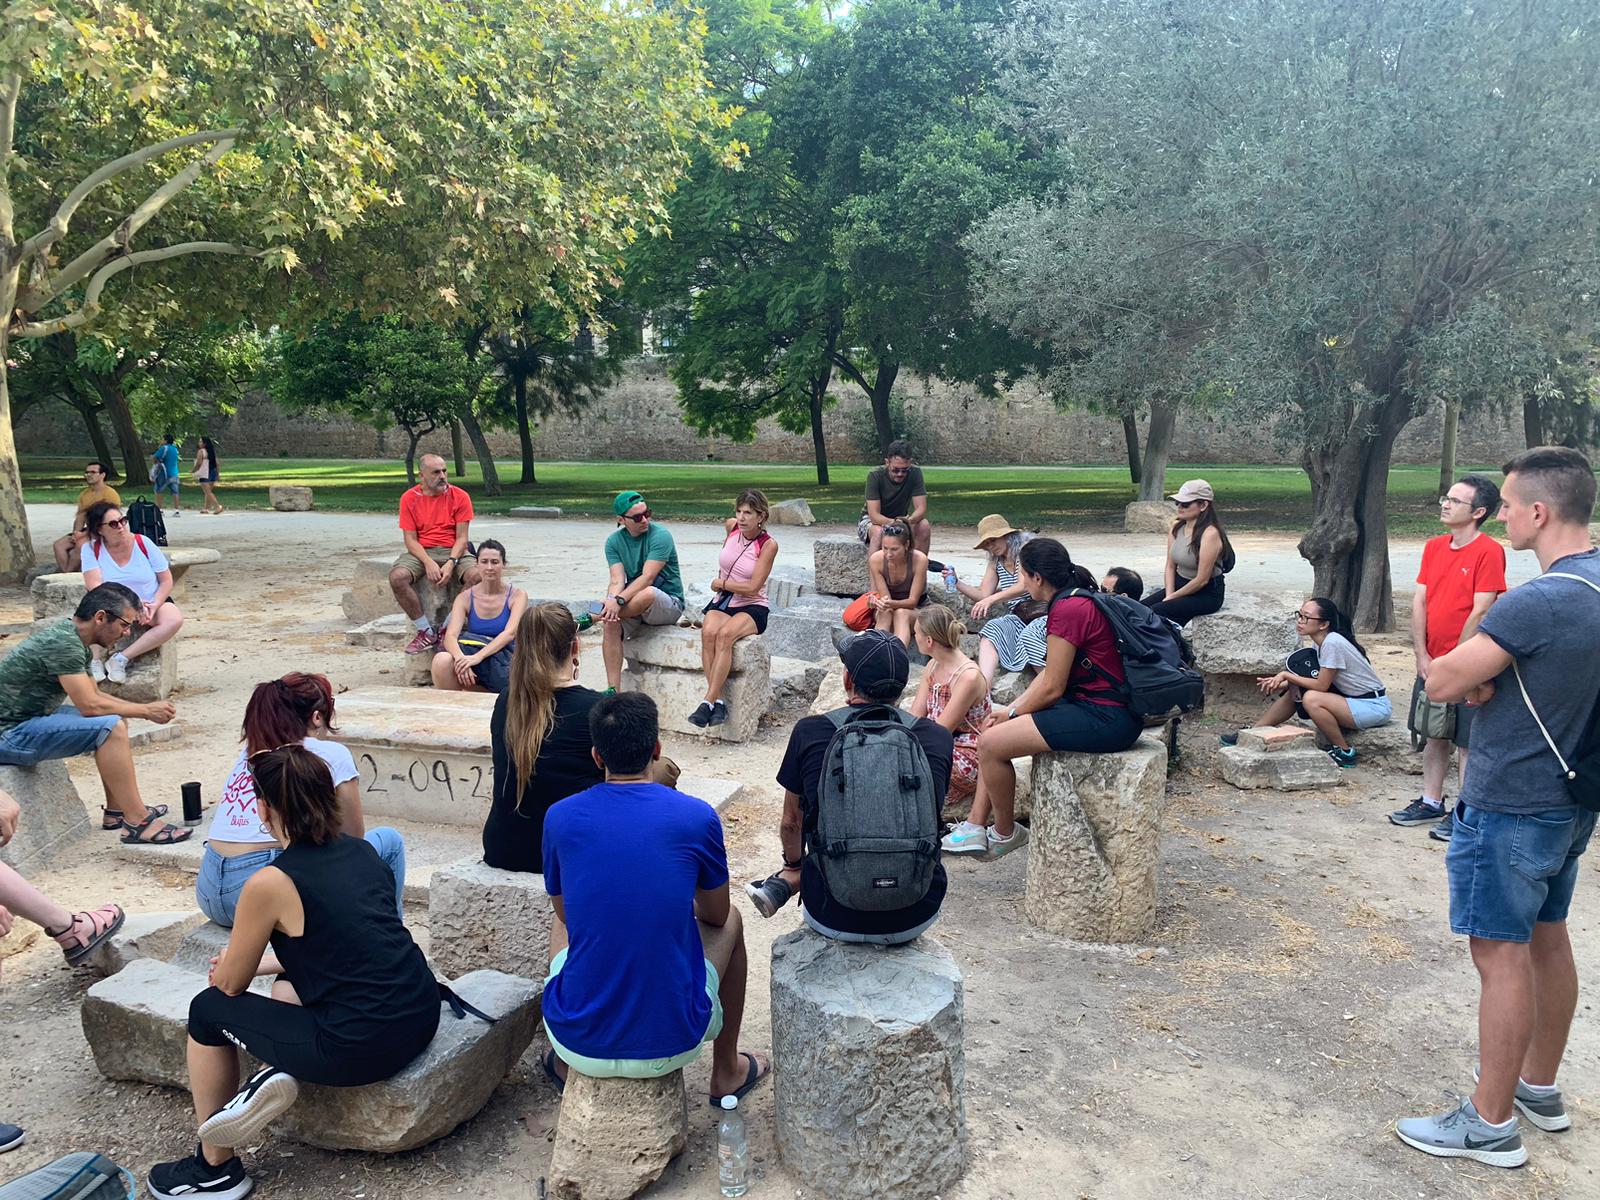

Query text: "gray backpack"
[811, 704, 939, 912]
[0, 1153, 133, 1200]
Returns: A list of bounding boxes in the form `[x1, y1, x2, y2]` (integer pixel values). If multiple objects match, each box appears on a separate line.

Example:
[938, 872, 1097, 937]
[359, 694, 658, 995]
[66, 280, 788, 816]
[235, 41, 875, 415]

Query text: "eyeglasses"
[622, 509, 652, 523]
[102, 516, 127, 529]
[1438, 495, 1473, 508]
[101, 612, 134, 631]
[1293, 610, 1326, 623]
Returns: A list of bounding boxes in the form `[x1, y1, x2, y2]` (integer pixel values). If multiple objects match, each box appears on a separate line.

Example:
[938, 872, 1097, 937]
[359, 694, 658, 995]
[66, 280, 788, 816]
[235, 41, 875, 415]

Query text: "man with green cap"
[599, 490, 686, 691]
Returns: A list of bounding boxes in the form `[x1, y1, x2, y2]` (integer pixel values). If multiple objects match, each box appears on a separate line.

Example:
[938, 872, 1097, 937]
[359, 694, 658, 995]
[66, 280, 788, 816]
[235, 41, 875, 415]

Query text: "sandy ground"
[0, 502, 1592, 1200]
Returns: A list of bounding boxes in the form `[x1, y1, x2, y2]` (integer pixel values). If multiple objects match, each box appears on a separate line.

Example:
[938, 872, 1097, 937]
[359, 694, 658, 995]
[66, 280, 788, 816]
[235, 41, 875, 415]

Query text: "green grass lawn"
[20, 455, 1483, 536]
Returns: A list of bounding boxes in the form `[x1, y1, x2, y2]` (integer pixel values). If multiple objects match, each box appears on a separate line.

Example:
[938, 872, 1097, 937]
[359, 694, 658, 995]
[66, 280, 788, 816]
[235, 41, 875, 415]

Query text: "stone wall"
[15, 356, 1529, 467]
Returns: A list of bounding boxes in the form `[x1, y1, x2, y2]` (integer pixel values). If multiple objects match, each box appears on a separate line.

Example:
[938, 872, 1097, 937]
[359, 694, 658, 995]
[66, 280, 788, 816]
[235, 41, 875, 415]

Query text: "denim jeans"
[0, 706, 121, 766]
[1447, 803, 1597, 942]
[195, 827, 407, 927]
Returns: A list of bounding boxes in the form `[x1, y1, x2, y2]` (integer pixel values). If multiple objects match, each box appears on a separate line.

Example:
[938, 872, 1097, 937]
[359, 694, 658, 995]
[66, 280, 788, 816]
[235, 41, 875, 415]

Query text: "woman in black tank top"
[149, 746, 440, 1200]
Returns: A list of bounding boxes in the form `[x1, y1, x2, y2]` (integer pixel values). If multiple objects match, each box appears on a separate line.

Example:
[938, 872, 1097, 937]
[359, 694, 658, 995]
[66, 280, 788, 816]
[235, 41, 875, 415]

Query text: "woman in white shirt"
[195, 672, 406, 926]
[79, 501, 184, 684]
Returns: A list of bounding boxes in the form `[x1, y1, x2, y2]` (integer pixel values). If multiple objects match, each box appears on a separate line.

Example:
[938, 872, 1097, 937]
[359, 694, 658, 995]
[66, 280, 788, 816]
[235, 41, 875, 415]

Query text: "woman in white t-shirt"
[79, 501, 184, 684]
[1221, 595, 1392, 768]
[194, 673, 406, 926]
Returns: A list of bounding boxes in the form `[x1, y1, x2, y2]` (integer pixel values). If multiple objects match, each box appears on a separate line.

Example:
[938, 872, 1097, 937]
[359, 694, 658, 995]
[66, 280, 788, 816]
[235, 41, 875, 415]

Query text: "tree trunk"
[1438, 399, 1460, 496]
[0, 340, 35, 584]
[1135, 399, 1177, 501]
[404, 429, 422, 484]
[1523, 394, 1545, 448]
[1297, 394, 1411, 632]
[75, 400, 118, 479]
[460, 408, 501, 496]
[450, 419, 467, 476]
[97, 382, 150, 486]
[810, 327, 838, 486]
[869, 357, 899, 455]
[1122, 411, 1142, 485]
[514, 373, 536, 485]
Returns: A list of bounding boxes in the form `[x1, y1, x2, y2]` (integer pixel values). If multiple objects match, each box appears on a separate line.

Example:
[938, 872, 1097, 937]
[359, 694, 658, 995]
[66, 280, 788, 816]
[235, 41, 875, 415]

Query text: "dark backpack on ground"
[0, 1152, 134, 1199]
[123, 496, 167, 546]
[1061, 590, 1206, 725]
[811, 704, 940, 913]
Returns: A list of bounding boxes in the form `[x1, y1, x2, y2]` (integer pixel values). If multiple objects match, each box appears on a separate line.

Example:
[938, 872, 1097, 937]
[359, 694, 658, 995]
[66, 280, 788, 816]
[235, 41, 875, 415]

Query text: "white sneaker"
[105, 652, 129, 684]
[941, 821, 990, 855]
[197, 1066, 300, 1147]
[987, 824, 1030, 859]
[90, 657, 107, 682]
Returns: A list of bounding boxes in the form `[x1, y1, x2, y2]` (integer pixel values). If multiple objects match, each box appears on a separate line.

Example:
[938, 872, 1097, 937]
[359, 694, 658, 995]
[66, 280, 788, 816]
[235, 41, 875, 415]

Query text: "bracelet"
[783, 855, 803, 869]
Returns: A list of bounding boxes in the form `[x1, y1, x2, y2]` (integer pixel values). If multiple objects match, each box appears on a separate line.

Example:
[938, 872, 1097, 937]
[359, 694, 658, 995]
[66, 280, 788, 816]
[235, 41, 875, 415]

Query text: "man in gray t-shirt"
[1397, 447, 1599, 1170]
[856, 440, 931, 554]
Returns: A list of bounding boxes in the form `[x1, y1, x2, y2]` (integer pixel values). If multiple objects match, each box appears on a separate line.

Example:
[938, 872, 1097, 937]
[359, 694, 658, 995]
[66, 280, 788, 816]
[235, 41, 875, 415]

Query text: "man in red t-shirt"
[389, 454, 480, 655]
[1389, 474, 1507, 836]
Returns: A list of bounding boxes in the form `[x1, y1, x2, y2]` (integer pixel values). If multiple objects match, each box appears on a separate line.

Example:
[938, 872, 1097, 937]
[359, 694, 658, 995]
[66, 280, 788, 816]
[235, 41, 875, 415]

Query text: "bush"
[845, 396, 941, 463]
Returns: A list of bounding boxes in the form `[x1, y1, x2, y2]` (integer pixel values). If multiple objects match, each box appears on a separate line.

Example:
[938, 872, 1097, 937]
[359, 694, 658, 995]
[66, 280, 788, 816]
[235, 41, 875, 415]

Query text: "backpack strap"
[1060, 589, 1134, 698]
[439, 981, 498, 1024]
[1512, 572, 1600, 775]
[133, 533, 150, 561]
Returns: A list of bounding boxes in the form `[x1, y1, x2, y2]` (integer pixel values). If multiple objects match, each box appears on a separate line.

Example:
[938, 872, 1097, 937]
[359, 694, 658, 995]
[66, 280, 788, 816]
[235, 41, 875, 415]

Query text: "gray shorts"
[622, 588, 685, 634]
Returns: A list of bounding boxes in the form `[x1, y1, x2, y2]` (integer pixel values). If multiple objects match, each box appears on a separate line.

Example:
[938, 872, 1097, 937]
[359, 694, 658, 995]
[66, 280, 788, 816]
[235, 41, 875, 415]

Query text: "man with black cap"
[599, 489, 686, 692]
[746, 629, 954, 944]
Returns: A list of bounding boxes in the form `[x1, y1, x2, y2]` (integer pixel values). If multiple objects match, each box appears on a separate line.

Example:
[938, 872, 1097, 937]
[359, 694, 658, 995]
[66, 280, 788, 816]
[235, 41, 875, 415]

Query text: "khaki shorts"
[621, 588, 684, 635]
[392, 545, 476, 581]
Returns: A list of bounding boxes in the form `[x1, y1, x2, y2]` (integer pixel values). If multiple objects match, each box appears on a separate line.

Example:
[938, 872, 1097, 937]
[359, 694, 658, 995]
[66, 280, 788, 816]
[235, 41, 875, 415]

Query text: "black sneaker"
[688, 701, 714, 728]
[1389, 797, 1446, 827]
[707, 699, 730, 727]
[0, 1122, 24, 1153]
[1429, 814, 1454, 842]
[149, 1146, 253, 1200]
[744, 874, 793, 918]
[1218, 731, 1240, 747]
[196, 1065, 299, 1147]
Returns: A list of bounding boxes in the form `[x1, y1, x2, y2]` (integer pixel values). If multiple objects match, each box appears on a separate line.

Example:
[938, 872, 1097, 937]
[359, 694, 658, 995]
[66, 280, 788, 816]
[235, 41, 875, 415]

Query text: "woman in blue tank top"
[432, 539, 526, 693]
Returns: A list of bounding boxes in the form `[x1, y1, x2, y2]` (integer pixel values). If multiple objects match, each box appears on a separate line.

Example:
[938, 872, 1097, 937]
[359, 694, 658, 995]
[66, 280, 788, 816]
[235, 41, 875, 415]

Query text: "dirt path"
[0, 504, 1590, 1199]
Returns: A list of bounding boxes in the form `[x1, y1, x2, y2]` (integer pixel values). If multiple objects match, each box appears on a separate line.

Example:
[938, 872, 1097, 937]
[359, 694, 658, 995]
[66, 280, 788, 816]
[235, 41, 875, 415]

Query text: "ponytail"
[505, 603, 580, 801]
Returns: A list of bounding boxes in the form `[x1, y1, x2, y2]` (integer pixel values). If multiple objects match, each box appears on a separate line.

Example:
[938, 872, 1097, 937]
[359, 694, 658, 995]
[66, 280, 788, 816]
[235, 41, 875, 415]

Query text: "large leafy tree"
[985, 0, 1600, 629]
[0, 0, 724, 580]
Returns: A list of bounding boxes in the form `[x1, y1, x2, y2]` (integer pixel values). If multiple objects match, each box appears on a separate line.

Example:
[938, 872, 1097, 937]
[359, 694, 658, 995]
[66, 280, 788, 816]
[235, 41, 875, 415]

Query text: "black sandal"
[541, 1048, 567, 1095]
[102, 803, 166, 831]
[119, 811, 193, 845]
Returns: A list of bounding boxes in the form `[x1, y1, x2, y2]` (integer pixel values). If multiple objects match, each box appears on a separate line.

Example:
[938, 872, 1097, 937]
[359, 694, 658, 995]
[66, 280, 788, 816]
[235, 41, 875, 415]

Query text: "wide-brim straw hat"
[973, 513, 1020, 548]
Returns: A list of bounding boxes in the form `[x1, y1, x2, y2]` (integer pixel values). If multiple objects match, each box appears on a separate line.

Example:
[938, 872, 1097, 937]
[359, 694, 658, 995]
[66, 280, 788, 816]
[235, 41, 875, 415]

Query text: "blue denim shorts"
[1447, 803, 1597, 942]
[0, 706, 122, 766]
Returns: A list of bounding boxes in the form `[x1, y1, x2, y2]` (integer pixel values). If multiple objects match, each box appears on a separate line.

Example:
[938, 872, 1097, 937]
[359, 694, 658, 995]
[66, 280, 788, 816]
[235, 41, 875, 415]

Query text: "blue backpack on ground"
[0, 1152, 135, 1200]
[124, 496, 167, 546]
[1062, 589, 1206, 725]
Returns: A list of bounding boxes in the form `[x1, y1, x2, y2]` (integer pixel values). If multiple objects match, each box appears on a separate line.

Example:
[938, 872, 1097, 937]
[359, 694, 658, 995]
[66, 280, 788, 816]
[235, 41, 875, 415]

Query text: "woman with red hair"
[195, 673, 405, 926]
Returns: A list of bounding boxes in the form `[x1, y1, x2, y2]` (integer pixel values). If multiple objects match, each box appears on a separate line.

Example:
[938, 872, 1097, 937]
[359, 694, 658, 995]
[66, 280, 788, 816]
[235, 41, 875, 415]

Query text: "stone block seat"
[549, 1070, 689, 1200]
[1218, 725, 1340, 790]
[341, 555, 466, 628]
[770, 927, 967, 1200]
[0, 761, 91, 874]
[81, 957, 541, 1154]
[30, 547, 220, 617]
[813, 534, 871, 598]
[269, 485, 313, 511]
[428, 857, 554, 981]
[1023, 734, 1169, 944]
[621, 625, 770, 743]
[1186, 593, 1300, 722]
[335, 687, 498, 826]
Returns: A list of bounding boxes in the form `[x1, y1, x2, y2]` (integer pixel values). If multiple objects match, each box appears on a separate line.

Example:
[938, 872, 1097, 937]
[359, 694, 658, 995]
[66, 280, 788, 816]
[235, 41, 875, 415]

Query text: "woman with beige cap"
[949, 514, 1043, 682]
[1144, 478, 1234, 625]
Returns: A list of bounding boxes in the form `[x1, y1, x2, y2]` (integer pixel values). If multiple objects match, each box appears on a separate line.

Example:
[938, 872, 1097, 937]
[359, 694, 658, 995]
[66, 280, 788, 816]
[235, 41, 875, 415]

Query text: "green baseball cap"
[613, 490, 645, 517]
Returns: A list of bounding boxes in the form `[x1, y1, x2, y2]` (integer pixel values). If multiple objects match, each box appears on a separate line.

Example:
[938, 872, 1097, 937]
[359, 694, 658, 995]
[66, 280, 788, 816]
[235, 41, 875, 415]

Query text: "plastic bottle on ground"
[717, 1094, 748, 1197]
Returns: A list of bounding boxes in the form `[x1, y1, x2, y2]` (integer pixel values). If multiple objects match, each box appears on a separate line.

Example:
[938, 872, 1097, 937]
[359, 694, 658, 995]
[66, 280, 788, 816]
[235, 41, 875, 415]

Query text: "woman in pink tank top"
[691, 489, 780, 729]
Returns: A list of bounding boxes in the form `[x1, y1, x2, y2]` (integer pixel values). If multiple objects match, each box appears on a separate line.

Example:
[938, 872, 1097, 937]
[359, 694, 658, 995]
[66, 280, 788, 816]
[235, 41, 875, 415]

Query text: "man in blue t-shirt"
[151, 435, 181, 515]
[1397, 447, 1600, 1170]
[542, 692, 768, 1104]
[598, 490, 686, 692]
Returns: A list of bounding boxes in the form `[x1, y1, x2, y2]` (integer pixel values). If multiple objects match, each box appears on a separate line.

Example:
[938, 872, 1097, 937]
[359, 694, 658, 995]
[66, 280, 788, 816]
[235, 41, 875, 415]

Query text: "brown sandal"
[102, 803, 166, 831]
[119, 811, 192, 845]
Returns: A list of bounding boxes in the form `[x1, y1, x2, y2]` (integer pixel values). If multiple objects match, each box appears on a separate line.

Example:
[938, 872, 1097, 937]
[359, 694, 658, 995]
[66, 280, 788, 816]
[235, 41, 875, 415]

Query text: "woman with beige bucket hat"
[947, 513, 1045, 683]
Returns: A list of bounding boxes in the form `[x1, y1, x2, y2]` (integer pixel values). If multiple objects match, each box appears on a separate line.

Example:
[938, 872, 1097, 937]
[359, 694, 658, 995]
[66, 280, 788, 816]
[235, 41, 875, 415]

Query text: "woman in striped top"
[950, 515, 1045, 683]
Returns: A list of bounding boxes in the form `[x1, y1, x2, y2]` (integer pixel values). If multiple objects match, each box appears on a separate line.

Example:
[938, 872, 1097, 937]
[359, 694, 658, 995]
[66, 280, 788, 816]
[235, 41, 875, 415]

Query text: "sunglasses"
[102, 516, 128, 529]
[622, 509, 652, 522]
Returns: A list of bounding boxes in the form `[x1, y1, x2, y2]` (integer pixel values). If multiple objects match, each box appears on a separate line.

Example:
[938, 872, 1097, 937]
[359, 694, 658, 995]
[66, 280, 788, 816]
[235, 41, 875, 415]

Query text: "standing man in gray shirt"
[1397, 447, 1600, 1169]
[857, 440, 931, 555]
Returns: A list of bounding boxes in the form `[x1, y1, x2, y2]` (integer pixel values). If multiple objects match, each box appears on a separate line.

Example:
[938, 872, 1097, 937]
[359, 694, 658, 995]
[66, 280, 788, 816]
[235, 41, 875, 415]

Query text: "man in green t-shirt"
[0, 582, 188, 846]
[857, 439, 931, 554]
[599, 490, 686, 691]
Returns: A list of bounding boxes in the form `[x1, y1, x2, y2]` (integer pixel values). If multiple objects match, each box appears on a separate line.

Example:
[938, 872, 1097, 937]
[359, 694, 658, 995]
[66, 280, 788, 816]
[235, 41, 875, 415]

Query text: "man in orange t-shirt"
[1389, 474, 1507, 837]
[52, 461, 121, 571]
[389, 453, 480, 655]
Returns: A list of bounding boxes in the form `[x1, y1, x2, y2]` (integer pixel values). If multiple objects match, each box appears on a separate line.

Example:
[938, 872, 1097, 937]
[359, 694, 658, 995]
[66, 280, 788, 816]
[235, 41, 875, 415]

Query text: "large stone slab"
[765, 565, 813, 611]
[1186, 593, 1299, 676]
[991, 668, 1035, 708]
[0, 761, 91, 874]
[428, 857, 553, 981]
[170, 921, 234, 972]
[808, 665, 849, 716]
[771, 928, 966, 1200]
[336, 687, 497, 825]
[1023, 735, 1169, 943]
[342, 555, 465, 627]
[1125, 499, 1178, 534]
[81, 957, 197, 1088]
[769, 656, 827, 715]
[1340, 721, 1423, 775]
[98, 637, 178, 703]
[622, 624, 768, 677]
[347, 613, 412, 648]
[280, 969, 541, 1153]
[621, 664, 766, 743]
[769, 498, 816, 526]
[764, 609, 838, 662]
[1219, 745, 1340, 790]
[269, 485, 313, 511]
[87, 911, 208, 977]
[549, 1069, 688, 1200]
[813, 535, 871, 597]
[509, 506, 563, 518]
[31, 548, 221, 616]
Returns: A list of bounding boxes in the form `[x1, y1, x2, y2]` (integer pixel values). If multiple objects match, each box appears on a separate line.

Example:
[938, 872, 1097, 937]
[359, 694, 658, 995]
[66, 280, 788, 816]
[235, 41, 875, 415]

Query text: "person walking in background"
[1390, 474, 1507, 837]
[1143, 479, 1233, 624]
[430, 540, 525, 693]
[53, 460, 121, 571]
[193, 436, 224, 514]
[858, 440, 932, 555]
[599, 489, 686, 692]
[692, 490, 778, 728]
[79, 501, 184, 683]
[390, 453, 480, 655]
[152, 434, 182, 517]
[1396, 447, 1599, 1169]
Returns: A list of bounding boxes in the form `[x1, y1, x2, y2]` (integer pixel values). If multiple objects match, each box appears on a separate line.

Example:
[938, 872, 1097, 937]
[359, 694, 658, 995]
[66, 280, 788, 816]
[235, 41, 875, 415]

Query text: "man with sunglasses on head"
[1389, 475, 1507, 839]
[0, 582, 188, 845]
[599, 490, 686, 693]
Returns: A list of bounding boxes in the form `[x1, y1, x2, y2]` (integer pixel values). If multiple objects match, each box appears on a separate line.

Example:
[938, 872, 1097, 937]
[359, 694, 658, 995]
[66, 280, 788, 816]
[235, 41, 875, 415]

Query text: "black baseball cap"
[833, 628, 910, 701]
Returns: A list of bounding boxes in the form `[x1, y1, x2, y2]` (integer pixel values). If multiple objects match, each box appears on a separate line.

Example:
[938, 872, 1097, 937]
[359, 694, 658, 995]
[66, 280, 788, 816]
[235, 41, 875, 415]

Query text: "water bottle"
[717, 1094, 748, 1197]
[942, 564, 957, 591]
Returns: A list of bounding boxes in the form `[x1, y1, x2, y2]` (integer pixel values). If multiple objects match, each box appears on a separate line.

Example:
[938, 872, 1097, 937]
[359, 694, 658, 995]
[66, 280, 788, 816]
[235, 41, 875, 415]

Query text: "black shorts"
[188, 986, 438, 1088]
[729, 604, 769, 634]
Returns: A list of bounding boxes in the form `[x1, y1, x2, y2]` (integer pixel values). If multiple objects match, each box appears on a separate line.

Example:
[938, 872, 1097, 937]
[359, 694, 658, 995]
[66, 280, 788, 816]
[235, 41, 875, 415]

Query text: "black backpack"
[810, 704, 940, 913]
[1060, 590, 1205, 725]
[124, 496, 167, 546]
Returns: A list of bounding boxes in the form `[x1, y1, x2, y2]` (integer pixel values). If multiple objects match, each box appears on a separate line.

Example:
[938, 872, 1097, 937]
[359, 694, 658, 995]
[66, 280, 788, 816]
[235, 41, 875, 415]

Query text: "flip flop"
[709, 1051, 769, 1108]
[541, 1048, 566, 1095]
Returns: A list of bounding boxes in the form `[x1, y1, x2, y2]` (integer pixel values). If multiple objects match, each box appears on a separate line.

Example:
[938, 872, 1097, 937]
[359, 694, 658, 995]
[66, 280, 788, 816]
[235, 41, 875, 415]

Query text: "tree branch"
[17, 131, 240, 300]
[11, 241, 263, 338]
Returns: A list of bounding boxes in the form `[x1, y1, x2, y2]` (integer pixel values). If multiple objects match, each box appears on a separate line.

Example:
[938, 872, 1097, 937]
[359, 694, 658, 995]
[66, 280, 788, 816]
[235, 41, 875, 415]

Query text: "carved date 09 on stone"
[359, 753, 492, 807]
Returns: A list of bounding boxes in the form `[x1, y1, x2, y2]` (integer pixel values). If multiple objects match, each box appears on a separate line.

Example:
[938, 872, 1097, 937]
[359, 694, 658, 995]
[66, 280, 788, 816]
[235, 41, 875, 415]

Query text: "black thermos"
[181, 781, 203, 826]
